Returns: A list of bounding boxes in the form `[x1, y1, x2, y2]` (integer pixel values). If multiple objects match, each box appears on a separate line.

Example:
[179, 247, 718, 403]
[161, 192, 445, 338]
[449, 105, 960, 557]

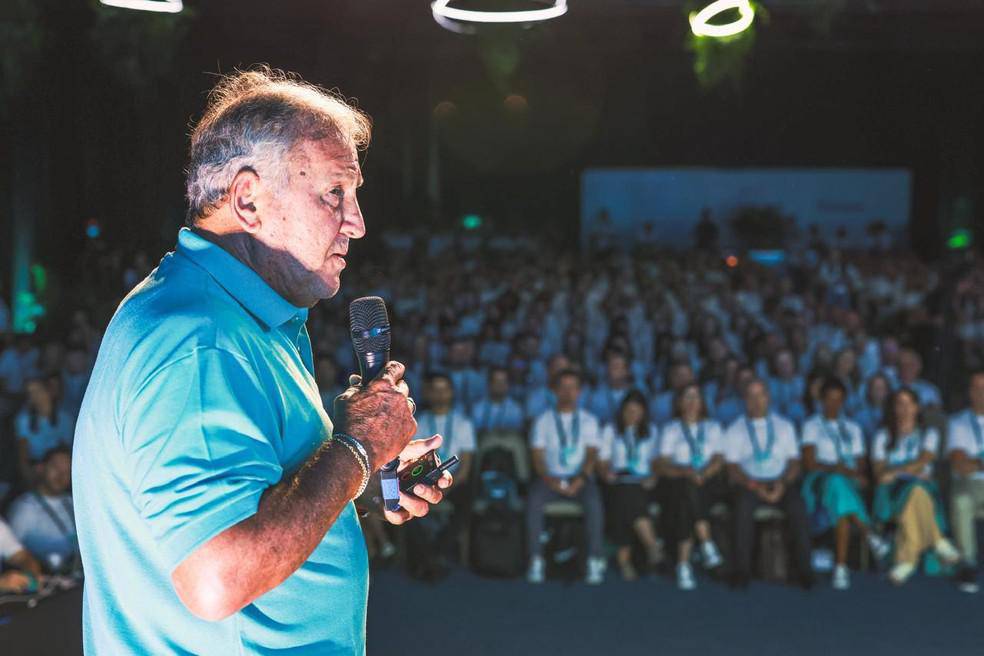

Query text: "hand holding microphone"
[335, 296, 452, 525]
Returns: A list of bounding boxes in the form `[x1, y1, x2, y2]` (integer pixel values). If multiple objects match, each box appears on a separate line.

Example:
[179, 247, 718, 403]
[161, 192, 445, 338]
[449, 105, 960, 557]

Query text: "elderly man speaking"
[72, 68, 450, 654]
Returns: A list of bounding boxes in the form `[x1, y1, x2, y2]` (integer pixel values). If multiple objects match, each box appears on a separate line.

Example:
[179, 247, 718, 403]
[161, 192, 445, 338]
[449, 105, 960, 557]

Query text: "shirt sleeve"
[800, 419, 818, 447]
[923, 428, 940, 455]
[119, 347, 287, 572]
[585, 414, 602, 450]
[0, 519, 24, 560]
[946, 418, 970, 455]
[722, 421, 741, 463]
[598, 424, 614, 462]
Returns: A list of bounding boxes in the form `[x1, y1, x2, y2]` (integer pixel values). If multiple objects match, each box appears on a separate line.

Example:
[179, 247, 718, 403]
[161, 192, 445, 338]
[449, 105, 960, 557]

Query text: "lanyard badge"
[555, 411, 580, 466]
[746, 417, 775, 465]
[683, 422, 706, 470]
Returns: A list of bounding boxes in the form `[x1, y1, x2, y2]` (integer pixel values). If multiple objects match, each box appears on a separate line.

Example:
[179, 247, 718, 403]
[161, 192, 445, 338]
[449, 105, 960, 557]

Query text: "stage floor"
[3, 568, 982, 654]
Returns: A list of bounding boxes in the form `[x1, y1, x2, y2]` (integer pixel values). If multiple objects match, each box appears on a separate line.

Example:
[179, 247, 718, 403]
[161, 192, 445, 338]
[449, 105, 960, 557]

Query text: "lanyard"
[821, 418, 853, 465]
[682, 421, 707, 468]
[428, 413, 454, 456]
[745, 416, 776, 462]
[899, 430, 923, 463]
[619, 427, 640, 466]
[969, 411, 984, 457]
[32, 492, 75, 539]
[554, 410, 580, 454]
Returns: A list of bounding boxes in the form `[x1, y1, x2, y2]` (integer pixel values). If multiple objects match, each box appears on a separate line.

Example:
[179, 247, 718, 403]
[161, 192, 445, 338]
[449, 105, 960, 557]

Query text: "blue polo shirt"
[73, 228, 368, 655]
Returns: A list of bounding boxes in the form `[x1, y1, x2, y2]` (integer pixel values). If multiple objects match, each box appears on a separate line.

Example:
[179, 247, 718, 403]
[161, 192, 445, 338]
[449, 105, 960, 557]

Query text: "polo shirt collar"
[176, 227, 307, 330]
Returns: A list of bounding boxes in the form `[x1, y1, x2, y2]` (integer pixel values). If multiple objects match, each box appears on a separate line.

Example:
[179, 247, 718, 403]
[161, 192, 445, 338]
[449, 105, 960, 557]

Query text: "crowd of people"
[1, 226, 983, 596]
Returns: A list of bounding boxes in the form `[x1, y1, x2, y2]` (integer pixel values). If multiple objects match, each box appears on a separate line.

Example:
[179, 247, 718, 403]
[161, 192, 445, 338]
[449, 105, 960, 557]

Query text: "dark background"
[3, 0, 984, 283]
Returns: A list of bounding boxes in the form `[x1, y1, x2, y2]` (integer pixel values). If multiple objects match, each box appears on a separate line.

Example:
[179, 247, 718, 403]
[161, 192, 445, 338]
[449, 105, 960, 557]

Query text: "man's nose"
[341, 197, 366, 240]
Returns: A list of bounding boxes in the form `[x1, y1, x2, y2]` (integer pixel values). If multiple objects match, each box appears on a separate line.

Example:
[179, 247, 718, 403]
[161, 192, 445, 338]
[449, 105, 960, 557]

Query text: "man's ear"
[229, 168, 262, 233]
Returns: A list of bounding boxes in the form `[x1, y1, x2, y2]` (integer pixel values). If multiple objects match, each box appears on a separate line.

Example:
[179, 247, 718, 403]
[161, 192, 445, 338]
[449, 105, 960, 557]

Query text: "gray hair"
[185, 67, 372, 225]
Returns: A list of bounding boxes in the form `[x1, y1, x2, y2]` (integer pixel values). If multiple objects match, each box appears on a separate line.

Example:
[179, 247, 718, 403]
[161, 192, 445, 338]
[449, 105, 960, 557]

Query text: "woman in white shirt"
[801, 378, 888, 590]
[599, 390, 661, 581]
[658, 383, 727, 590]
[872, 388, 960, 584]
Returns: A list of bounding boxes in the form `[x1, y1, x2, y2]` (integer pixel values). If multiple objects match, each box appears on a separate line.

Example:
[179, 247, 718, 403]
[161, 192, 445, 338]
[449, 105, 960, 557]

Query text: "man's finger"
[370, 360, 406, 389]
[397, 492, 430, 518]
[395, 380, 410, 398]
[384, 508, 412, 525]
[411, 483, 444, 505]
[398, 435, 444, 465]
[436, 471, 453, 490]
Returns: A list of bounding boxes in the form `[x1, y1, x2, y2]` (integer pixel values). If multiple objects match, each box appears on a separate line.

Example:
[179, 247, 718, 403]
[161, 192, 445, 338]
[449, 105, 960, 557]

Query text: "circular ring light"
[99, 0, 183, 13]
[432, 0, 567, 26]
[689, 0, 755, 38]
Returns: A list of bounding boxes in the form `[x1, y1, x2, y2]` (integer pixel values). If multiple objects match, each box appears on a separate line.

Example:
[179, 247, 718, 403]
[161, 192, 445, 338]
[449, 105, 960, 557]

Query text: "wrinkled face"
[821, 388, 845, 417]
[621, 399, 646, 428]
[744, 380, 770, 417]
[969, 373, 984, 410]
[255, 139, 366, 306]
[893, 391, 919, 427]
[41, 452, 71, 495]
[426, 378, 454, 410]
[489, 370, 510, 398]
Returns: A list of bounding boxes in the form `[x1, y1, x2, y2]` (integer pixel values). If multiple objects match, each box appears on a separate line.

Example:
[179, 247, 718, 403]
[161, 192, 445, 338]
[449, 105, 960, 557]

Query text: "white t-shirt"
[660, 419, 724, 470]
[946, 410, 984, 481]
[530, 408, 601, 478]
[599, 422, 660, 477]
[724, 414, 801, 481]
[414, 410, 476, 462]
[871, 427, 940, 478]
[8, 492, 77, 564]
[0, 518, 24, 563]
[801, 414, 866, 467]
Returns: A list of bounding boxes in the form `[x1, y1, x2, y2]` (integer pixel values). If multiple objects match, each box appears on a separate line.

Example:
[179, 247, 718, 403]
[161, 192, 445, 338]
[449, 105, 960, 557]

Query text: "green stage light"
[947, 228, 972, 250]
[462, 214, 483, 230]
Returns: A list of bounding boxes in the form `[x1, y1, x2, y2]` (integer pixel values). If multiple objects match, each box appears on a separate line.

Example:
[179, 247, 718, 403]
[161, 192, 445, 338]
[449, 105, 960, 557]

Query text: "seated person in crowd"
[801, 378, 888, 591]
[413, 372, 476, 512]
[725, 379, 814, 589]
[586, 350, 635, 426]
[447, 337, 486, 412]
[650, 362, 695, 427]
[8, 446, 78, 573]
[0, 517, 43, 593]
[872, 388, 959, 585]
[768, 349, 806, 426]
[470, 367, 525, 434]
[598, 390, 661, 581]
[15, 376, 75, 484]
[854, 372, 891, 440]
[658, 383, 727, 591]
[526, 369, 606, 585]
[713, 364, 756, 427]
[947, 369, 984, 593]
[897, 347, 942, 410]
[525, 353, 575, 420]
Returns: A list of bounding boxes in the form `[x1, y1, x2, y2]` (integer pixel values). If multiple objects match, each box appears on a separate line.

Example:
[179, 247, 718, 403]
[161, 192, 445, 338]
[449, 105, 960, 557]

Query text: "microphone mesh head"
[349, 296, 391, 355]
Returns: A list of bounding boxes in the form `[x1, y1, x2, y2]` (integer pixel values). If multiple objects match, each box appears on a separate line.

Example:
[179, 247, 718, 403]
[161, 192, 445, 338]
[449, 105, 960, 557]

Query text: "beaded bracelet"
[333, 432, 372, 499]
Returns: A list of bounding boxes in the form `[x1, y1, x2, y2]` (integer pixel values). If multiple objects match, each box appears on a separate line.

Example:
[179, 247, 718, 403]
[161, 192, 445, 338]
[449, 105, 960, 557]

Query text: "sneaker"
[867, 533, 891, 561]
[701, 540, 723, 569]
[586, 557, 607, 585]
[889, 562, 916, 586]
[677, 563, 697, 591]
[957, 566, 979, 594]
[935, 539, 961, 566]
[527, 556, 545, 584]
[832, 565, 850, 591]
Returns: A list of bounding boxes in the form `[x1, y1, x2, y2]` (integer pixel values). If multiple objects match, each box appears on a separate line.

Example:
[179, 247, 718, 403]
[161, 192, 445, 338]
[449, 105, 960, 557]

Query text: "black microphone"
[348, 296, 401, 511]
